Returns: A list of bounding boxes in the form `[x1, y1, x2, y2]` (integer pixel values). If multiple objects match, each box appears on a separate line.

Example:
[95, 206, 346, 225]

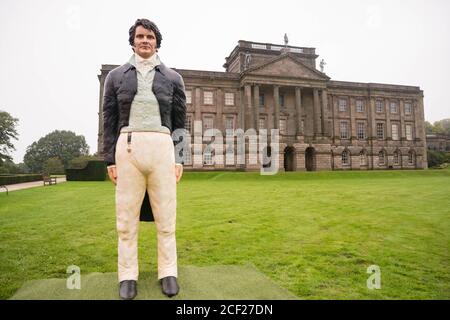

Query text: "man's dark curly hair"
[128, 18, 163, 49]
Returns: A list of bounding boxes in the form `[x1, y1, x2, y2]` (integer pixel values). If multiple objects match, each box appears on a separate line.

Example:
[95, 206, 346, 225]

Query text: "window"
[339, 99, 347, 112]
[184, 147, 192, 165]
[259, 117, 266, 130]
[186, 90, 192, 104]
[225, 116, 234, 130]
[203, 91, 213, 105]
[203, 116, 214, 130]
[356, 100, 365, 112]
[360, 150, 367, 166]
[357, 122, 366, 140]
[203, 148, 213, 165]
[406, 124, 413, 140]
[405, 102, 412, 115]
[378, 150, 386, 165]
[390, 101, 398, 114]
[185, 115, 192, 134]
[259, 93, 265, 107]
[342, 150, 350, 165]
[279, 94, 285, 107]
[392, 123, 399, 140]
[340, 121, 349, 139]
[377, 123, 385, 140]
[279, 119, 287, 134]
[393, 150, 400, 165]
[225, 93, 234, 106]
[408, 151, 414, 165]
[376, 100, 383, 113]
[225, 144, 234, 165]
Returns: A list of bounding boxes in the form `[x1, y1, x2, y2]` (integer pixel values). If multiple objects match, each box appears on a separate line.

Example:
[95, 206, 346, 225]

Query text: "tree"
[425, 121, 434, 135]
[428, 150, 450, 168]
[0, 110, 19, 164]
[434, 119, 450, 136]
[43, 157, 65, 175]
[0, 159, 20, 174]
[426, 118, 450, 136]
[23, 130, 89, 173]
[16, 162, 30, 174]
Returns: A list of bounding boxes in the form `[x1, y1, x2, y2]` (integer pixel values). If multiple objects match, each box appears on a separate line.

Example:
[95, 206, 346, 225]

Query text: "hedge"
[65, 160, 106, 181]
[0, 174, 43, 185]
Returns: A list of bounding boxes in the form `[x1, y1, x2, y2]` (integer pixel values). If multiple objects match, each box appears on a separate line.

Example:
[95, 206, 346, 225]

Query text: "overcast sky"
[1, 0, 449, 163]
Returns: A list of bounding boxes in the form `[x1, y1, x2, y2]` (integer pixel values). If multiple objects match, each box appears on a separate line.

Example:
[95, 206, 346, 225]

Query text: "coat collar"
[123, 59, 167, 77]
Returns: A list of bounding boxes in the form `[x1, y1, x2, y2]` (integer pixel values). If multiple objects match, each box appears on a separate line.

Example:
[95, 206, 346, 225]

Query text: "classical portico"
[236, 51, 333, 171]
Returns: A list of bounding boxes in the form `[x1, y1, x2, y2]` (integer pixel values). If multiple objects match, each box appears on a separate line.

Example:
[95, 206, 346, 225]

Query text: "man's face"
[133, 25, 157, 59]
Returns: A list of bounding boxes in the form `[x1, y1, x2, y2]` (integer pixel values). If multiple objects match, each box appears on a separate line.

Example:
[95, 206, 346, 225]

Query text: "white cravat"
[135, 53, 157, 77]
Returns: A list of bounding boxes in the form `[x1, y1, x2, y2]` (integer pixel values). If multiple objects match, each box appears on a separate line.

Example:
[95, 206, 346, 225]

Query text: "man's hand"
[175, 164, 183, 184]
[107, 165, 117, 185]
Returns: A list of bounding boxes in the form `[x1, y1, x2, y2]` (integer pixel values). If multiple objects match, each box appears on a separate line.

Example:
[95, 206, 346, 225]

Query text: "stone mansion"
[98, 39, 428, 171]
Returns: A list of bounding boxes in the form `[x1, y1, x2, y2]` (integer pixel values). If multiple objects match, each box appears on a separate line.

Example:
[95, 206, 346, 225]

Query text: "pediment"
[245, 54, 329, 80]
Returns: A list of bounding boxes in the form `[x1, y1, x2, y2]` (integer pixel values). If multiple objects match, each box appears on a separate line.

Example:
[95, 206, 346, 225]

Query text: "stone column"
[419, 96, 426, 143]
[386, 99, 391, 140]
[238, 87, 245, 130]
[369, 97, 376, 139]
[267, 90, 273, 132]
[414, 98, 422, 143]
[313, 88, 321, 136]
[295, 87, 303, 135]
[194, 87, 202, 122]
[216, 88, 224, 132]
[368, 96, 376, 170]
[253, 85, 260, 131]
[399, 99, 406, 144]
[331, 95, 338, 143]
[274, 85, 280, 129]
[349, 97, 356, 140]
[418, 94, 427, 168]
[245, 84, 252, 131]
[321, 89, 328, 136]
[193, 87, 203, 170]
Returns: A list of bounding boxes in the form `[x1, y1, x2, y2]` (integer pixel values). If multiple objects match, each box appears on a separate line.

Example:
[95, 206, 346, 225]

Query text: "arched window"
[378, 150, 386, 165]
[183, 146, 192, 165]
[360, 150, 367, 166]
[342, 150, 350, 165]
[393, 150, 400, 165]
[408, 150, 415, 165]
[203, 146, 214, 165]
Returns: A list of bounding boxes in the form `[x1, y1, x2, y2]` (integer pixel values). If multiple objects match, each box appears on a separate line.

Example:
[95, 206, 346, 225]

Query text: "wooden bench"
[43, 176, 57, 186]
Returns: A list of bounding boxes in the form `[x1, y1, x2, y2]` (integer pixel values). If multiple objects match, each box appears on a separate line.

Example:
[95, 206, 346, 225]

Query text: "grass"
[0, 168, 449, 299]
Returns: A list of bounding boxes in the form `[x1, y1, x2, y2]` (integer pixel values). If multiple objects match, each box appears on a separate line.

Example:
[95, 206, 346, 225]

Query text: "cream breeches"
[115, 131, 177, 282]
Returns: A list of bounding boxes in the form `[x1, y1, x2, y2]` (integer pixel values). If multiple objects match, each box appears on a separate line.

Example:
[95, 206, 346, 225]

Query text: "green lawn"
[0, 169, 449, 299]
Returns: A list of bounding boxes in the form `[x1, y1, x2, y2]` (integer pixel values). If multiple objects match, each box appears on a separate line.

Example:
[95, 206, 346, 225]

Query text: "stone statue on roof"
[244, 52, 252, 70]
[320, 59, 326, 72]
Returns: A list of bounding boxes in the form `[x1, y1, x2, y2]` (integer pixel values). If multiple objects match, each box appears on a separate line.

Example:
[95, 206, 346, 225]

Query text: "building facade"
[98, 40, 428, 171]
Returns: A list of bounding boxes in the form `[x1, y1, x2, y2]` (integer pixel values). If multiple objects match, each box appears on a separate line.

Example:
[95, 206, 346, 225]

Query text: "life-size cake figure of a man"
[102, 18, 186, 300]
